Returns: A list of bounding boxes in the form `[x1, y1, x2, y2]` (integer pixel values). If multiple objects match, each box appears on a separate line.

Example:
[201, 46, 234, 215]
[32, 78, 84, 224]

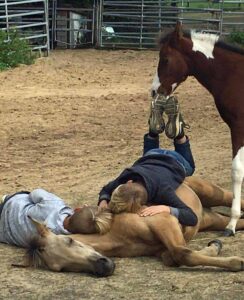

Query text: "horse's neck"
[71, 233, 109, 245]
[183, 39, 227, 96]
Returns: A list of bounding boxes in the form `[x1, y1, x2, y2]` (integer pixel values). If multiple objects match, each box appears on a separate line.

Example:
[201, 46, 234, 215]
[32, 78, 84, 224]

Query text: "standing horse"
[151, 23, 244, 236]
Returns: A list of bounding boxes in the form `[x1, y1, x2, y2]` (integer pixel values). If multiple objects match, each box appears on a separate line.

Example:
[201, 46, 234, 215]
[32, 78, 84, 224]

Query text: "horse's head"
[26, 218, 115, 276]
[152, 22, 190, 97]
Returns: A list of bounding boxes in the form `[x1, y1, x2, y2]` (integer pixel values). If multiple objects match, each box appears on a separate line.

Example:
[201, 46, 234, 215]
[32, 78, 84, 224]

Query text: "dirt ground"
[0, 49, 243, 299]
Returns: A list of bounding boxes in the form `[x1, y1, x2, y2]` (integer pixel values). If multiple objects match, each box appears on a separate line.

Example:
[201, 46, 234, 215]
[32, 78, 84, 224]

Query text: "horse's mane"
[159, 28, 244, 56]
[158, 28, 191, 44]
[215, 40, 244, 56]
[25, 237, 46, 269]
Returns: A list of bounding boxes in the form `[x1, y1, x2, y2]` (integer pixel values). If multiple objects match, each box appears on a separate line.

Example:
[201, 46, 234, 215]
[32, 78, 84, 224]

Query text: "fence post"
[158, 0, 162, 31]
[219, 0, 224, 35]
[4, 0, 9, 40]
[140, 0, 144, 48]
[44, 0, 50, 54]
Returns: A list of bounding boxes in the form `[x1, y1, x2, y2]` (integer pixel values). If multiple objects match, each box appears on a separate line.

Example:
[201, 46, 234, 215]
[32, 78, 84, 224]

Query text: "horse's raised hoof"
[208, 239, 223, 254]
[223, 229, 235, 237]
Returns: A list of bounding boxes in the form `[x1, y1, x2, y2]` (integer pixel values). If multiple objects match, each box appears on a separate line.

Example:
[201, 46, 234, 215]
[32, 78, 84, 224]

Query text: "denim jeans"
[143, 134, 195, 176]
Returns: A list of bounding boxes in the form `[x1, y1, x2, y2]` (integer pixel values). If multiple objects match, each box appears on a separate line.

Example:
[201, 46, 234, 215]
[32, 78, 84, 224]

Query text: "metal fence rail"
[50, 0, 95, 49]
[0, 0, 243, 52]
[0, 0, 49, 53]
[97, 0, 244, 48]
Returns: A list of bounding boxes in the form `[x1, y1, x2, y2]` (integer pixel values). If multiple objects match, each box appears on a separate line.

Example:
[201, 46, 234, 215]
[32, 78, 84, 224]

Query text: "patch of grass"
[228, 31, 244, 46]
[0, 29, 37, 71]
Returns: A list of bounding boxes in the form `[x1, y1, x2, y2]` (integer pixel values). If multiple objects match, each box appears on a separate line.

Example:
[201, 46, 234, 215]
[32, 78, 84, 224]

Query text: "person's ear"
[74, 207, 81, 213]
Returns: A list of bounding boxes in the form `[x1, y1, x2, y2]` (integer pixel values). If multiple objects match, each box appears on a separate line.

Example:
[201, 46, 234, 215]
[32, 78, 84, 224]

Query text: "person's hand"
[139, 205, 170, 217]
[98, 200, 108, 209]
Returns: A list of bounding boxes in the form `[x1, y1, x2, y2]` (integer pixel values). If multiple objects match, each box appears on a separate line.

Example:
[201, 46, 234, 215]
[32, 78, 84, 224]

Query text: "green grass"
[228, 31, 244, 45]
[0, 29, 37, 71]
[180, 0, 244, 11]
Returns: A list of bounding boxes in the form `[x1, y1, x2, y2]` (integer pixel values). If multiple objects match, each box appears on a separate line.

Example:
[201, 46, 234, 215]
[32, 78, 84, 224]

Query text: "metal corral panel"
[0, 0, 49, 53]
[97, 0, 244, 49]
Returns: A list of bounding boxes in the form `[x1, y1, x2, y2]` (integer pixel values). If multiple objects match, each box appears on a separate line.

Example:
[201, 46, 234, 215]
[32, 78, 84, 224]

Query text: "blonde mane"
[16, 238, 47, 269]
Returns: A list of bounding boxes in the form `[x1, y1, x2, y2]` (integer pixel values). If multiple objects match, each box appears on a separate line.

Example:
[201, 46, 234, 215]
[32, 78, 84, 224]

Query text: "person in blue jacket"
[98, 95, 198, 226]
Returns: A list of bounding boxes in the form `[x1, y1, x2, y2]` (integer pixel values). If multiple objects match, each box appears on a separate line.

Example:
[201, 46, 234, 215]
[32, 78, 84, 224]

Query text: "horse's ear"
[174, 21, 183, 40]
[29, 216, 49, 237]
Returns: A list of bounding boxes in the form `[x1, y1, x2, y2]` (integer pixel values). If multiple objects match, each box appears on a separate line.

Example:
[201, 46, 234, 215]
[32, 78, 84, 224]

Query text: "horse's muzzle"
[93, 257, 115, 277]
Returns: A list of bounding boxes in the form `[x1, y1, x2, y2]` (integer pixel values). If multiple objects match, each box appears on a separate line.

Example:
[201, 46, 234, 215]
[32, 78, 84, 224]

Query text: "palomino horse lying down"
[27, 177, 244, 272]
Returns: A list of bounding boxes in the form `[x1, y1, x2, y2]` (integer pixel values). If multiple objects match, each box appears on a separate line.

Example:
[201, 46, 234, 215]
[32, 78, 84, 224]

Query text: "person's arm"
[98, 169, 131, 206]
[28, 189, 72, 222]
[140, 185, 198, 226]
[29, 189, 61, 204]
[98, 179, 120, 206]
[153, 185, 198, 226]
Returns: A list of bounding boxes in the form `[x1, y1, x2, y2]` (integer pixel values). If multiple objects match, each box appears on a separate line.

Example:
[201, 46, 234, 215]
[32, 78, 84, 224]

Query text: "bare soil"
[0, 49, 243, 300]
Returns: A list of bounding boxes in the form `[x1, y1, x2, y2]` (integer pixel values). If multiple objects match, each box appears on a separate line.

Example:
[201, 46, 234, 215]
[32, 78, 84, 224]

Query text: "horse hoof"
[223, 229, 235, 237]
[208, 239, 223, 254]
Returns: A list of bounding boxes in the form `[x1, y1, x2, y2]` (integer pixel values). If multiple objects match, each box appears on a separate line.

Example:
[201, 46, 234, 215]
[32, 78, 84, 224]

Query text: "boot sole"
[165, 113, 180, 139]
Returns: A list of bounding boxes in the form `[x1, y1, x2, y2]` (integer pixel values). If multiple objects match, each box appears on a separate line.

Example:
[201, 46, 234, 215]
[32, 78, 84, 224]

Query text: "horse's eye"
[162, 57, 169, 65]
[38, 248, 45, 253]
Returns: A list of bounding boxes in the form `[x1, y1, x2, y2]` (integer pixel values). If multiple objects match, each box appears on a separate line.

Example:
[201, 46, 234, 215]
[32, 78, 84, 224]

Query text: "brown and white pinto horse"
[151, 23, 244, 236]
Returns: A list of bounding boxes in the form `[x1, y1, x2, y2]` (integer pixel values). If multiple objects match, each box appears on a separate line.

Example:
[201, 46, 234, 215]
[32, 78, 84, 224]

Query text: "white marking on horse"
[151, 72, 160, 96]
[171, 83, 178, 93]
[227, 146, 244, 233]
[191, 31, 219, 59]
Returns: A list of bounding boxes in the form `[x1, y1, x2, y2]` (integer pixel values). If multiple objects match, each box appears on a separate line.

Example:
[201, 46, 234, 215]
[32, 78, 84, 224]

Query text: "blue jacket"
[98, 154, 198, 226]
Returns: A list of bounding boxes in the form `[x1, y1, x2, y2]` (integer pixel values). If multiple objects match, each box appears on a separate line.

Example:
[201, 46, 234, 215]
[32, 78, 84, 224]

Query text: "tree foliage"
[0, 30, 37, 71]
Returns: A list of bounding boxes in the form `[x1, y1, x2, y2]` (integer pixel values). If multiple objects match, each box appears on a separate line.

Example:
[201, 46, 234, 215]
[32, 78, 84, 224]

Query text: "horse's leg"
[161, 240, 222, 267]
[199, 209, 244, 231]
[225, 144, 244, 236]
[172, 245, 244, 271]
[148, 215, 244, 271]
[185, 177, 244, 209]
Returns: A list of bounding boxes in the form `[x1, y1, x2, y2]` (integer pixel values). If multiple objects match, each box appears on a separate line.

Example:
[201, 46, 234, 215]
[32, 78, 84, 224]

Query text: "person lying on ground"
[0, 189, 110, 248]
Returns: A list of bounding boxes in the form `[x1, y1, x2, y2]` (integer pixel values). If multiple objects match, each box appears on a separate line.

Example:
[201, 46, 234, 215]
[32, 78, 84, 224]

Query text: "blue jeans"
[143, 134, 195, 176]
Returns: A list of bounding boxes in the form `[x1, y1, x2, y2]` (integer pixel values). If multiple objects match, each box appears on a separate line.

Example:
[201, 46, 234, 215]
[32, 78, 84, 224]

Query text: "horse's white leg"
[225, 147, 244, 236]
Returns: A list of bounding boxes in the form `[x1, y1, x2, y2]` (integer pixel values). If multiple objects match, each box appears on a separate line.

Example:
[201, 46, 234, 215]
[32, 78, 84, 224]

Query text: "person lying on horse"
[98, 96, 197, 227]
[0, 189, 110, 248]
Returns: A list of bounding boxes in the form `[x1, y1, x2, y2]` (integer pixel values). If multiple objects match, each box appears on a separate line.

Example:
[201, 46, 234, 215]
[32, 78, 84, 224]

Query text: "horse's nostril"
[151, 90, 156, 98]
[94, 257, 115, 277]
